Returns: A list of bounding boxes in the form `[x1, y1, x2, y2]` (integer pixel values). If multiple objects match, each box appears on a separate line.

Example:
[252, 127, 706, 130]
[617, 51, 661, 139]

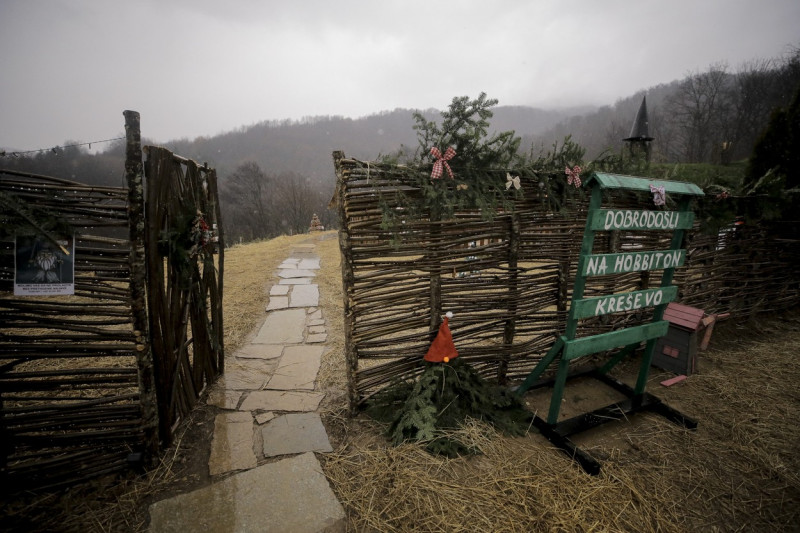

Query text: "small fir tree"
[366, 313, 531, 457]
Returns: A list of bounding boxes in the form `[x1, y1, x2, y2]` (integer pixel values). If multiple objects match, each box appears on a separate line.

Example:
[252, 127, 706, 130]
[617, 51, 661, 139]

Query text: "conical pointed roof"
[624, 96, 654, 142]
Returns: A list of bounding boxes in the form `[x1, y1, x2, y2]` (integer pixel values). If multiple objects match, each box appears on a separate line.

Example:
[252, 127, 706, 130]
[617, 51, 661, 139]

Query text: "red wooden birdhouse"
[652, 303, 705, 375]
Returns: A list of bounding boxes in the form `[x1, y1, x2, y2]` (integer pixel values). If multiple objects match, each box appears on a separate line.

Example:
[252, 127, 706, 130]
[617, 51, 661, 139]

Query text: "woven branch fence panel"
[0, 112, 225, 492]
[333, 152, 800, 411]
[0, 168, 156, 492]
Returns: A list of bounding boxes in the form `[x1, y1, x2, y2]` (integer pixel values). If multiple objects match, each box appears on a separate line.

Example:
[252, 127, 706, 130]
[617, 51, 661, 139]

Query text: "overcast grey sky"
[1, 0, 798, 152]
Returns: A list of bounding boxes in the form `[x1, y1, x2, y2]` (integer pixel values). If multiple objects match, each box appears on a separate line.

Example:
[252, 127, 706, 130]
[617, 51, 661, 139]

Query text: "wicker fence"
[0, 166, 155, 491]
[0, 111, 224, 492]
[333, 152, 800, 411]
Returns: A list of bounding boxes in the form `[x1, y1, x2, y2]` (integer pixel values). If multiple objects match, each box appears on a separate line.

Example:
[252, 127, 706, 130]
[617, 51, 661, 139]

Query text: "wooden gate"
[142, 144, 225, 443]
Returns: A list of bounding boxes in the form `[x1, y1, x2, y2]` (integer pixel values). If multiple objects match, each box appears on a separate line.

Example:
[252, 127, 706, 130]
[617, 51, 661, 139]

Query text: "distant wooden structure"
[624, 96, 654, 163]
[308, 213, 325, 232]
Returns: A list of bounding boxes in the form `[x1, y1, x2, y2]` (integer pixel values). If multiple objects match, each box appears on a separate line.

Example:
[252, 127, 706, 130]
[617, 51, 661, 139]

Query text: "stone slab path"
[149, 239, 345, 533]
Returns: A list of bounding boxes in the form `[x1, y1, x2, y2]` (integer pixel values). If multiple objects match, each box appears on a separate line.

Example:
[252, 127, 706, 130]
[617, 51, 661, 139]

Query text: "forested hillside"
[529, 51, 800, 165]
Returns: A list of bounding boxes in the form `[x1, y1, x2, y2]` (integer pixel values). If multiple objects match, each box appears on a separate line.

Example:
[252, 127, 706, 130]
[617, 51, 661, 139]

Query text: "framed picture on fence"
[14, 234, 75, 296]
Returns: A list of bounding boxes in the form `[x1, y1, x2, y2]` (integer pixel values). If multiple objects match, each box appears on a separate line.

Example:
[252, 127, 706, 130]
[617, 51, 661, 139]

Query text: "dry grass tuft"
[323, 418, 690, 533]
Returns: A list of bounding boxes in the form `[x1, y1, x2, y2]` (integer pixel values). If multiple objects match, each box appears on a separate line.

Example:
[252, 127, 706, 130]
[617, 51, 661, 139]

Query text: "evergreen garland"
[366, 358, 532, 457]
[376, 94, 599, 233]
[158, 206, 215, 290]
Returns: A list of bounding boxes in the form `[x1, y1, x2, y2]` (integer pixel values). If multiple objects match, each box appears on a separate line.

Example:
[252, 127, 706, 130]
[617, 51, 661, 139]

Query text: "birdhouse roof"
[663, 302, 705, 331]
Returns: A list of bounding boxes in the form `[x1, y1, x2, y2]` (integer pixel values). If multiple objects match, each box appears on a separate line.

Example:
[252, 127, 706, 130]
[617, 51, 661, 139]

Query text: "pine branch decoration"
[367, 358, 532, 457]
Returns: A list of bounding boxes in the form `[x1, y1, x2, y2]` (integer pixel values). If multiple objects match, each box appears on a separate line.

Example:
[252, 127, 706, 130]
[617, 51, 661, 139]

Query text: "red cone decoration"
[424, 312, 459, 363]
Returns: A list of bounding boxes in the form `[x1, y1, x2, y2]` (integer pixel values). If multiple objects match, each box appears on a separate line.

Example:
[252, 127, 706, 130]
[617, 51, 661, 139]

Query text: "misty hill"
[522, 81, 683, 160]
[156, 105, 592, 189]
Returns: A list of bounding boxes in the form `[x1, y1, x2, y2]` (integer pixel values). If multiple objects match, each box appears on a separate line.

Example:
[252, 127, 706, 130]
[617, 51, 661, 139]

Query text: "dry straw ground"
[2, 231, 799, 532]
[310, 231, 800, 533]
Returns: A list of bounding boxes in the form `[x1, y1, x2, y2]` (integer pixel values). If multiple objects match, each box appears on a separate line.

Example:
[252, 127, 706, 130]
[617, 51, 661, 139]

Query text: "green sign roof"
[585, 172, 705, 197]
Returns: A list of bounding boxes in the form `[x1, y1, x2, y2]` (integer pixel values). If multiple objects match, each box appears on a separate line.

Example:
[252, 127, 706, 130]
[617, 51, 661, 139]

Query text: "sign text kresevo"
[571, 286, 678, 319]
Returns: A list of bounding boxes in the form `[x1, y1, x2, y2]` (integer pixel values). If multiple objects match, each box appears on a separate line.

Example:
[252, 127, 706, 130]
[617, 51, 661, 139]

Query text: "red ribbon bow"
[565, 165, 582, 188]
[430, 147, 456, 179]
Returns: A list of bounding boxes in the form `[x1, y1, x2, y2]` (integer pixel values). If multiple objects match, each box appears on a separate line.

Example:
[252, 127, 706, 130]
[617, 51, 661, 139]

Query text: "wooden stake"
[124, 110, 160, 460]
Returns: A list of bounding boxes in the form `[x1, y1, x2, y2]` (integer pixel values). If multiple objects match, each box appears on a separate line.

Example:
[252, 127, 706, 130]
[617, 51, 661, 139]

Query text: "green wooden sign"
[588, 208, 695, 231]
[571, 286, 678, 319]
[584, 172, 704, 196]
[582, 249, 685, 276]
[517, 171, 704, 426]
[563, 320, 670, 360]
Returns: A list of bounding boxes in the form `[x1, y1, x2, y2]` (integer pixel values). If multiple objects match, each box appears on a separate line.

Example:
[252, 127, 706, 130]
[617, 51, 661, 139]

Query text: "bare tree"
[219, 161, 275, 242]
[274, 171, 316, 235]
[665, 63, 730, 163]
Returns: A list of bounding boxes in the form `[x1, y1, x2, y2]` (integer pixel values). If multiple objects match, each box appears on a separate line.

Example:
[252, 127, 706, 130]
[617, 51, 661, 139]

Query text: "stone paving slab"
[252, 309, 306, 344]
[297, 258, 321, 270]
[279, 278, 312, 285]
[266, 346, 324, 390]
[234, 343, 284, 360]
[278, 268, 316, 279]
[149, 452, 345, 533]
[290, 284, 319, 307]
[239, 390, 325, 412]
[262, 412, 333, 457]
[269, 285, 290, 296]
[290, 245, 317, 256]
[207, 388, 242, 410]
[266, 296, 289, 310]
[208, 412, 257, 476]
[255, 411, 276, 425]
[306, 333, 328, 343]
[218, 359, 277, 390]
[278, 258, 300, 268]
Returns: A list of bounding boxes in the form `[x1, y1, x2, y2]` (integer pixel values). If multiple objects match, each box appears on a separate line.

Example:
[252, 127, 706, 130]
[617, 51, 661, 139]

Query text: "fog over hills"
[155, 103, 600, 190]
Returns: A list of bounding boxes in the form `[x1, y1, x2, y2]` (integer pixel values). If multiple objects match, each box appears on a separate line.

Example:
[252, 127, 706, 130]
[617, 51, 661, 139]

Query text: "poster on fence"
[14, 234, 75, 296]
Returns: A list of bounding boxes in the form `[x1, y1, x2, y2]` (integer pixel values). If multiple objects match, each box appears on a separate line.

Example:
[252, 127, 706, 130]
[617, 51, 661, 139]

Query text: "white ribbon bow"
[505, 173, 521, 190]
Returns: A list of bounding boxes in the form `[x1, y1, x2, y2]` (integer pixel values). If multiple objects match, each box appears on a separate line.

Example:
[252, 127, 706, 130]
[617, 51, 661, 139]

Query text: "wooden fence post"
[333, 152, 360, 414]
[124, 110, 160, 460]
[499, 212, 520, 385]
[556, 259, 570, 333]
[428, 205, 443, 338]
[206, 165, 226, 375]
